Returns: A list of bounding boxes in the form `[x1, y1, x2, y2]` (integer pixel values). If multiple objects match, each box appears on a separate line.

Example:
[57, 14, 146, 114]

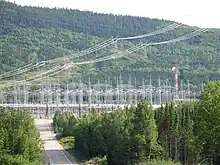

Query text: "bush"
[0, 154, 43, 165]
[0, 109, 44, 165]
[137, 160, 181, 165]
[53, 100, 163, 165]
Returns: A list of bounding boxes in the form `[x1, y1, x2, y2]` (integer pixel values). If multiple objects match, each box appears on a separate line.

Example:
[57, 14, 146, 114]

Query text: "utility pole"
[88, 76, 92, 112]
[79, 78, 83, 117]
[142, 79, 146, 100]
[119, 72, 122, 104]
[13, 83, 17, 105]
[149, 75, 153, 105]
[134, 77, 137, 105]
[181, 80, 184, 100]
[187, 80, 191, 101]
[158, 75, 161, 105]
[116, 77, 119, 105]
[104, 79, 108, 104]
[128, 75, 132, 105]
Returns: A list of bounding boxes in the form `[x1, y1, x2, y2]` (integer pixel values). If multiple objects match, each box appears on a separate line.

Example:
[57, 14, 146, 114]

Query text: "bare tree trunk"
[184, 139, 187, 165]
[174, 137, 178, 162]
[169, 138, 172, 158]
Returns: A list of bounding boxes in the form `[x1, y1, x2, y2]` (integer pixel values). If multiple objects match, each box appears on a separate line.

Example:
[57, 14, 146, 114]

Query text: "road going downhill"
[35, 119, 79, 165]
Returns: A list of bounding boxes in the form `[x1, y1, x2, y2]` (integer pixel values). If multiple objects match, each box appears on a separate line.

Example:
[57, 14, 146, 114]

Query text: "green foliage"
[53, 87, 220, 165]
[1, 1, 220, 88]
[136, 160, 181, 165]
[155, 102, 199, 164]
[0, 1, 166, 38]
[59, 136, 75, 151]
[0, 153, 43, 165]
[53, 101, 164, 165]
[80, 156, 107, 165]
[154, 82, 220, 165]
[131, 101, 162, 162]
[0, 109, 44, 165]
[53, 111, 78, 136]
[195, 81, 220, 164]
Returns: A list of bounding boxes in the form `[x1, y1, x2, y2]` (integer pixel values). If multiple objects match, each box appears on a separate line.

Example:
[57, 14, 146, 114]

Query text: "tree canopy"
[0, 109, 44, 165]
[53, 81, 220, 165]
[1, 1, 220, 88]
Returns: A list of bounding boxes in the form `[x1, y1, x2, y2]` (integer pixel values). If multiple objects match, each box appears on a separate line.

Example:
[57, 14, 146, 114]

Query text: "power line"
[1, 28, 208, 87]
[0, 23, 181, 79]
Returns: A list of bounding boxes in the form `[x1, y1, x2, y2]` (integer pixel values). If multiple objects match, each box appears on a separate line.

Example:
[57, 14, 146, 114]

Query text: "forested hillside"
[1, 1, 220, 87]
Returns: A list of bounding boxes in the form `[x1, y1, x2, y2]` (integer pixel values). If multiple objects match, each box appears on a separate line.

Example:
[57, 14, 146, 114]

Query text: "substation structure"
[0, 78, 199, 117]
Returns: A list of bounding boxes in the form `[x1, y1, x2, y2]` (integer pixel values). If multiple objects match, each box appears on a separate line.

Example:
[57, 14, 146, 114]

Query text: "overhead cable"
[0, 23, 181, 80]
[7, 28, 207, 86]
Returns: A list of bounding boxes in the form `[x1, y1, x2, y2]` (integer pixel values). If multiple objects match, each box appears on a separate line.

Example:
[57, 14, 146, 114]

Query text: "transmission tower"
[172, 62, 179, 100]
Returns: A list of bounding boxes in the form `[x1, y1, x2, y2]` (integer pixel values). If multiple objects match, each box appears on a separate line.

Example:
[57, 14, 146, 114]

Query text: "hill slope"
[1, 1, 220, 88]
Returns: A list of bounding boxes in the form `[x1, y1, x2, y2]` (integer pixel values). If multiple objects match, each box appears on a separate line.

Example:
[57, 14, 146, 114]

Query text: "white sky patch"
[8, 0, 220, 28]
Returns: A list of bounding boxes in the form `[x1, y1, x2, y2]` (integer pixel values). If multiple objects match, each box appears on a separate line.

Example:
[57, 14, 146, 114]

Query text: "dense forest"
[1, 1, 220, 87]
[1, 3, 220, 163]
[0, 110, 44, 165]
[53, 81, 220, 165]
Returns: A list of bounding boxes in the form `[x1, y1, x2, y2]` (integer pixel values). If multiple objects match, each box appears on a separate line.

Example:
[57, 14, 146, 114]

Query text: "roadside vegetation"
[0, 110, 44, 165]
[53, 81, 220, 164]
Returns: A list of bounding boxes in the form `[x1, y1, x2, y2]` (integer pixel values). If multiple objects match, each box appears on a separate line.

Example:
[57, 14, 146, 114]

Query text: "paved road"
[35, 119, 79, 165]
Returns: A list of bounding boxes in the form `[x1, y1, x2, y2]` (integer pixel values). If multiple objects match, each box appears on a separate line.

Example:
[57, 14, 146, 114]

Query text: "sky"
[9, 0, 220, 28]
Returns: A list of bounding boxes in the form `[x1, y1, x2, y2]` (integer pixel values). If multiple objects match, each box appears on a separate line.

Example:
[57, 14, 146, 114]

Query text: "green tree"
[0, 109, 43, 165]
[196, 81, 220, 164]
[131, 100, 162, 163]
